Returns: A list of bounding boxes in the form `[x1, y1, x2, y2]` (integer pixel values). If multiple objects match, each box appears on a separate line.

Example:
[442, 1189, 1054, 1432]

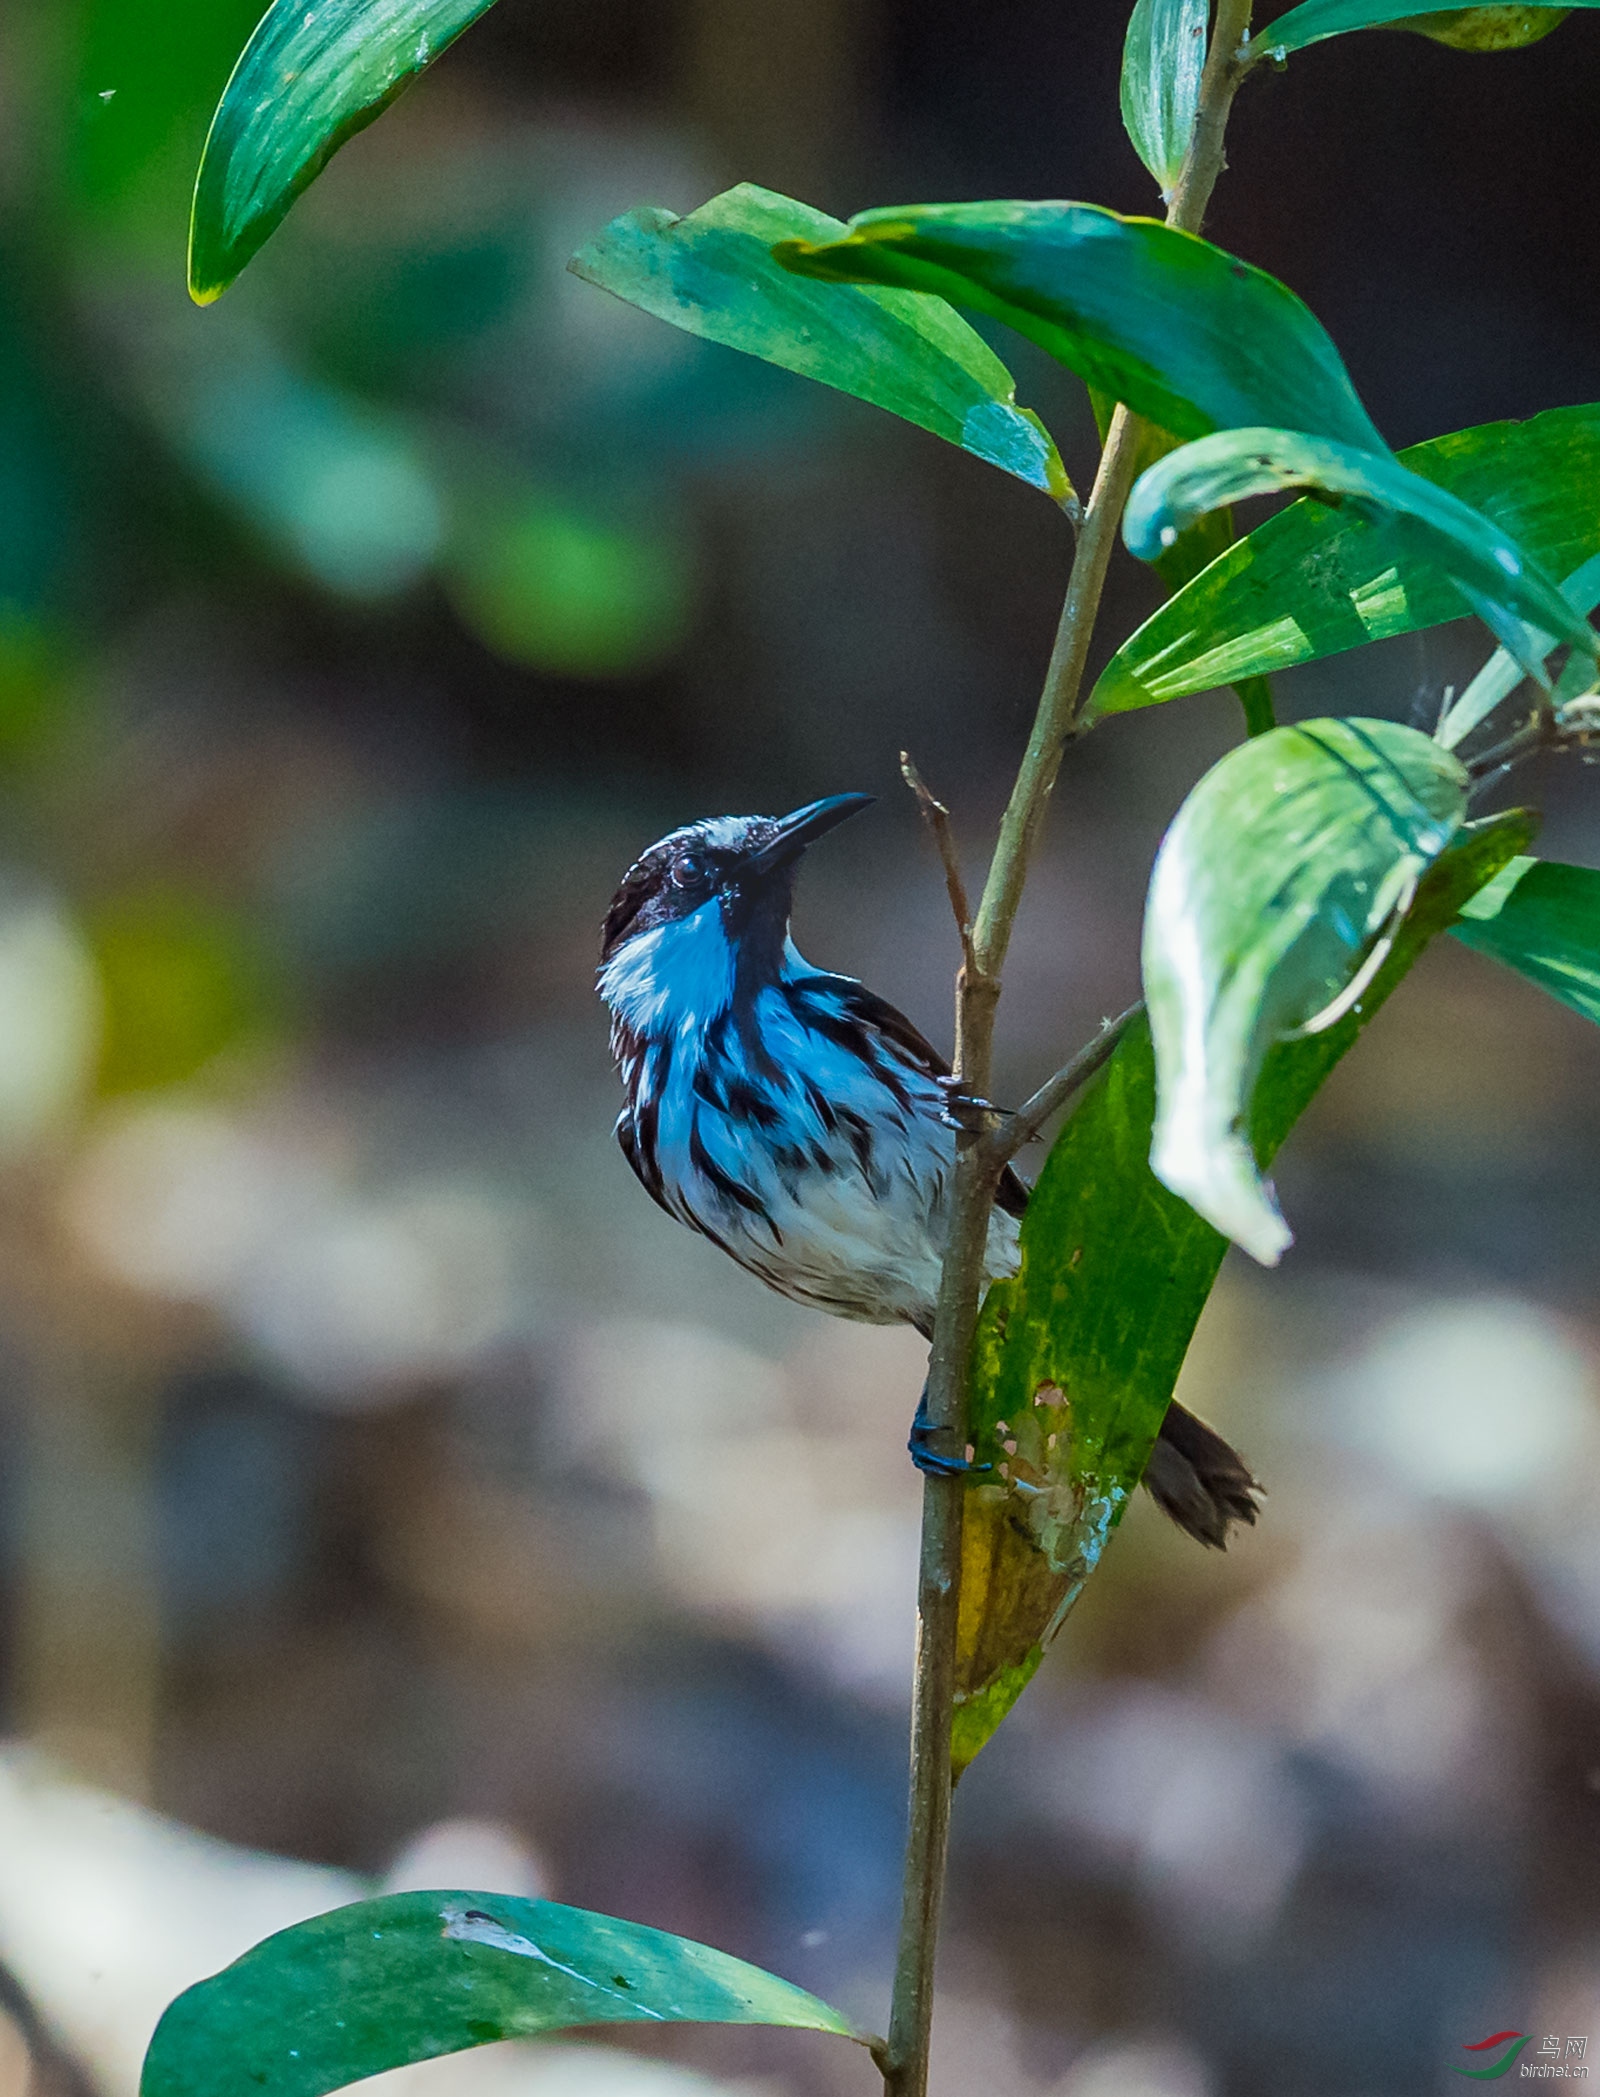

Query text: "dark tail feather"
[1143, 1401, 1262, 1549]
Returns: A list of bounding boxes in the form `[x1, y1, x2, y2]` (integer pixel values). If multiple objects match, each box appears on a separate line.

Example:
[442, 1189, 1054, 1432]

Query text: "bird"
[597, 793, 1260, 1547]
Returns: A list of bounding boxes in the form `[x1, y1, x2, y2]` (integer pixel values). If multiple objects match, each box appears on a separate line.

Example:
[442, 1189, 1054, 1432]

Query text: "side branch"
[979, 1001, 1143, 1170]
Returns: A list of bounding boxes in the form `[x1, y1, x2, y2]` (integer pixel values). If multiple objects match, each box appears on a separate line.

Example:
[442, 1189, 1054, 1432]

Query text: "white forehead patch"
[643, 814, 768, 861]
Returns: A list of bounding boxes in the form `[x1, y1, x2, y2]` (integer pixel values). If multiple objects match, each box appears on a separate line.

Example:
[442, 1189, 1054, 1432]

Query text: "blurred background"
[0, 3, 1598, 2093]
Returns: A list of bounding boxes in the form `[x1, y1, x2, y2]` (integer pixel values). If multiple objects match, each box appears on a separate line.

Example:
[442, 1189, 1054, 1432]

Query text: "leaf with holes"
[1118, 425, 1598, 691]
[952, 810, 1534, 1771]
[775, 202, 1385, 452]
[140, 1892, 871, 2097]
[1143, 718, 1470, 1264]
[190, 0, 506, 303]
[569, 185, 1071, 502]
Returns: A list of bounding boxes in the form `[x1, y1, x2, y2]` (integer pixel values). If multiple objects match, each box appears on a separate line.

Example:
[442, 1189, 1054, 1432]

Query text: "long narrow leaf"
[776, 202, 1386, 452]
[953, 812, 1534, 1770]
[190, 0, 504, 303]
[1092, 404, 1600, 720]
[569, 185, 1071, 502]
[1118, 425, 1598, 689]
[1251, 1, 1577, 56]
[1142, 718, 1469, 1263]
[1451, 855, 1600, 1024]
[1121, 0, 1208, 196]
[141, 1892, 869, 2097]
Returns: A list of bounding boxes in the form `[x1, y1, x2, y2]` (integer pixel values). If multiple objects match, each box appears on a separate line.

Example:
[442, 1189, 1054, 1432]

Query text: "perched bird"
[598, 794, 1259, 1547]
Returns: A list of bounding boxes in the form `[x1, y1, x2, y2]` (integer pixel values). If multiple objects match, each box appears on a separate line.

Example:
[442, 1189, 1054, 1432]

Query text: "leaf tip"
[1152, 1125, 1293, 1267]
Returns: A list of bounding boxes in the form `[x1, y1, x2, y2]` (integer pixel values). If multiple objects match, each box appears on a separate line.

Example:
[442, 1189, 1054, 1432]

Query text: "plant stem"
[880, 12, 1254, 2096]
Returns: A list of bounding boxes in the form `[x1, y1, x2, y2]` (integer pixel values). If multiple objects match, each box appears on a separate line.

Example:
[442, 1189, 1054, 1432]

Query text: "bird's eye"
[670, 851, 707, 890]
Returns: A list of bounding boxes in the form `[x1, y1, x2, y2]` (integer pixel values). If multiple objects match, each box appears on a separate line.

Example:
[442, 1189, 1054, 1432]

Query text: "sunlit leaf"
[1118, 425, 1598, 690]
[569, 185, 1071, 502]
[953, 811, 1533, 1770]
[1092, 405, 1600, 721]
[1143, 718, 1469, 1264]
[776, 202, 1385, 453]
[1121, 0, 1207, 196]
[1251, 0, 1577, 55]
[189, 0, 504, 304]
[1451, 855, 1600, 1024]
[141, 1891, 869, 2097]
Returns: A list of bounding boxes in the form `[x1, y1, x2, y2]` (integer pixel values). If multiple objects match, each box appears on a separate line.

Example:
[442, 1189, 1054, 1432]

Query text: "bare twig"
[881, 15, 1257, 2097]
[979, 1002, 1144, 1170]
[900, 751, 976, 967]
[901, 752, 998, 1076]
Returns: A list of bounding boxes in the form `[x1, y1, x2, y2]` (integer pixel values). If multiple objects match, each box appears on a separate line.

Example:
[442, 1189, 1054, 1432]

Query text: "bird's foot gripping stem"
[935, 1076, 1003, 1135]
[908, 1386, 993, 1479]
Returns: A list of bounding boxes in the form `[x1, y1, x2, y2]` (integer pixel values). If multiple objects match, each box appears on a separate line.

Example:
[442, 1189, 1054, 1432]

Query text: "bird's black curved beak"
[743, 793, 874, 878]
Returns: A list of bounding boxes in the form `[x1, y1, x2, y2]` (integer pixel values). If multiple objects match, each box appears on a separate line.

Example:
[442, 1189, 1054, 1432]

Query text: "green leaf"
[1093, 404, 1600, 721]
[1437, 547, 1600, 750]
[1118, 425, 1599, 691]
[1142, 718, 1469, 1263]
[141, 1892, 870, 2097]
[1121, 0, 1208, 196]
[775, 203, 1386, 453]
[1397, 5, 1573, 45]
[1451, 855, 1600, 1024]
[569, 185, 1071, 502]
[1252, 0, 1577, 56]
[189, 0, 503, 304]
[953, 810, 1534, 1770]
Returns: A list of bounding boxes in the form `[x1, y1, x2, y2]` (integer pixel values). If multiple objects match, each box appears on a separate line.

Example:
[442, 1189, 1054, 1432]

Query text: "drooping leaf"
[190, 0, 505, 303]
[1450, 855, 1600, 1024]
[1251, 0, 1577, 55]
[1142, 717, 1470, 1264]
[953, 810, 1534, 1771]
[140, 1892, 869, 2097]
[775, 202, 1386, 453]
[1118, 425, 1598, 691]
[1093, 405, 1600, 722]
[1121, 0, 1208, 196]
[1086, 389, 1277, 734]
[569, 185, 1071, 502]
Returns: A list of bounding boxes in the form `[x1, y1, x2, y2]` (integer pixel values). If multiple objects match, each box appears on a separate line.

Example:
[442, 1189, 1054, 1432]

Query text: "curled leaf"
[776, 203, 1385, 452]
[1092, 404, 1600, 722]
[953, 812, 1535, 1769]
[1119, 424, 1598, 690]
[1142, 718, 1469, 1263]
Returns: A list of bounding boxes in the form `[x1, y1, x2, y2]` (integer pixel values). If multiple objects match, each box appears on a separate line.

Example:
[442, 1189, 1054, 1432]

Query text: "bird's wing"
[824, 976, 1031, 1219]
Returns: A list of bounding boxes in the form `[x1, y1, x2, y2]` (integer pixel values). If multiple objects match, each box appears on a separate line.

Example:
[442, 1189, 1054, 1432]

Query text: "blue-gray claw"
[908, 1391, 993, 1479]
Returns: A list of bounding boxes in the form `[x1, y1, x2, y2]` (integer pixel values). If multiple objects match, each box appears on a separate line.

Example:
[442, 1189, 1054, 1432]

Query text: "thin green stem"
[1234, 674, 1278, 738]
[880, 10, 1255, 2097]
